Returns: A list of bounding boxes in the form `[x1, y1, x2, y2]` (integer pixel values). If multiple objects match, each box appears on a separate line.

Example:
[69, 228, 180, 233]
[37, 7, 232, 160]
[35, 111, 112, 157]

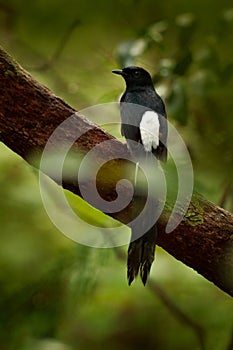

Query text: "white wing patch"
[140, 111, 160, 152]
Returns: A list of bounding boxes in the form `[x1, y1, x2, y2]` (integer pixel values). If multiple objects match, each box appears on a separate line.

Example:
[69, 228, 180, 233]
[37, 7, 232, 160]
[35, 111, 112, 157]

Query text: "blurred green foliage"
[0, 0, 233, 349]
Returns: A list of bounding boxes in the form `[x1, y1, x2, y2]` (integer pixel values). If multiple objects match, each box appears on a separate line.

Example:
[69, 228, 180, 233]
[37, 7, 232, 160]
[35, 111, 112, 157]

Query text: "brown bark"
[0, 46, 233, 296]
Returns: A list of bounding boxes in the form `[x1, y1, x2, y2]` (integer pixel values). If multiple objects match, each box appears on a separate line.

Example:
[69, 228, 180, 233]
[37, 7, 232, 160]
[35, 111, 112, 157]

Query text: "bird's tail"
[127, 151, 159, 285]
[127, 223, 157, 286]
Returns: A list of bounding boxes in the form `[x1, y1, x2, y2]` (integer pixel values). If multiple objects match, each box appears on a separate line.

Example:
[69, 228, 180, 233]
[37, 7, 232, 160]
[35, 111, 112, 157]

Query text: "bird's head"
[112, 66, 154, 89]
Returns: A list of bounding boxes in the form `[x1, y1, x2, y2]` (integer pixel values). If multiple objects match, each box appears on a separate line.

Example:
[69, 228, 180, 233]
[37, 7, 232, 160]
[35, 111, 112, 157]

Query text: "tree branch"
[0, 46, 233, 296]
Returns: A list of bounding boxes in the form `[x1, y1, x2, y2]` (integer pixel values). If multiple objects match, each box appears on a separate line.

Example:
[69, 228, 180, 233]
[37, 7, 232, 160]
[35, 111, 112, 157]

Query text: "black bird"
[112, 66, 167, 285]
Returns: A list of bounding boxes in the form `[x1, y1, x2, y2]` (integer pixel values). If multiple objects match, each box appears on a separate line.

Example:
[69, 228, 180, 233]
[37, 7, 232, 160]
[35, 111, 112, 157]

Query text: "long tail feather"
[139, 225, 157, 285]
[127, 224, 157, 285]
[128, 150, 158, 285]
[127, 238, 142, 285]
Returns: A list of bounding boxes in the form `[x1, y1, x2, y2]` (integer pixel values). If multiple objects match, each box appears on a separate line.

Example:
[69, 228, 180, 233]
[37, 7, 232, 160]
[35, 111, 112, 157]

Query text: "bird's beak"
[112, 69, 123, 75]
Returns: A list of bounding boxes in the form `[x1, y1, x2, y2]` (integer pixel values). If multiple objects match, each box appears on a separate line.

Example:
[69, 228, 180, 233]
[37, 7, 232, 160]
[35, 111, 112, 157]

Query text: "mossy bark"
[0, 46, 232, 296]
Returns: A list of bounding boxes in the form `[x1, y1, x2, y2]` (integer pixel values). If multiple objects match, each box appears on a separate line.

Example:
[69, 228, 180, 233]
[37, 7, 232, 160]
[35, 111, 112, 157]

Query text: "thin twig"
[226, 325, 233, 350]
[110, 242, 206, 350]
[148, 279, 206, 350]
[32, 19, 81, 72]
[219, 181, 232, 208]
[0, 3, 17, 30]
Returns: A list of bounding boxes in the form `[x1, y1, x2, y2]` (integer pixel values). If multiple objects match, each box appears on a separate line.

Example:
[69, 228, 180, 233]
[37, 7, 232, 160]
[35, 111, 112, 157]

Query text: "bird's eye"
[134, 71, 140, 77]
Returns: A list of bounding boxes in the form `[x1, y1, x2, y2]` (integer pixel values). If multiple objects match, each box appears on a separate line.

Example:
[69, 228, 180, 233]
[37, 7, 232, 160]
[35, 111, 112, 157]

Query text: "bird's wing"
[155, 113, 167, 161]
[120, 103, 141, 139]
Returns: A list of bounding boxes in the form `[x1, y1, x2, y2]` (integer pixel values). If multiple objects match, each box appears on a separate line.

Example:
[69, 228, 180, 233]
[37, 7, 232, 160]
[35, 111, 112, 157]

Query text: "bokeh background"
[0, 0, 233, 349]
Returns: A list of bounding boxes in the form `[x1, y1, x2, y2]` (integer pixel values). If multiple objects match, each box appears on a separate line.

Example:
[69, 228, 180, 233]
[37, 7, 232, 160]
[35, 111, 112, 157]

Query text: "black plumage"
[112, 66, 167, 285]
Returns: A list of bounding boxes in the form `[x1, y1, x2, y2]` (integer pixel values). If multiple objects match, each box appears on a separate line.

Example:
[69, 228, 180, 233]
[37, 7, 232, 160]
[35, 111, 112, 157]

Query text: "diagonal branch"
[0, 46, 233, 296]
[110, 243, 206, 350]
